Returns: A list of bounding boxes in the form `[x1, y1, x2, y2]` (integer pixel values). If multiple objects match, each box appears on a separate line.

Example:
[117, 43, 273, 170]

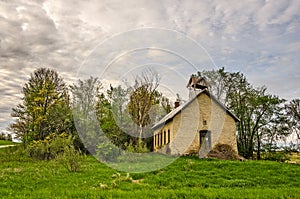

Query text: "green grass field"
[0, 140, 15, 146]
[0, 147, 299, 199]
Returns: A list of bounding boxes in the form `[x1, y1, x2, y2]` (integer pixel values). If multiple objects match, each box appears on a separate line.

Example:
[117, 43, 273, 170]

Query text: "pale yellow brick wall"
[163, 98, 200, 155]
[153, 92, 238, 155]
[196, 93, 238, 154]
[216, 114, 238, 152]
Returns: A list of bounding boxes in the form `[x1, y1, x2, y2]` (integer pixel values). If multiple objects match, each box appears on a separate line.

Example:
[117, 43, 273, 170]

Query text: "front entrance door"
[199, 130, 211, 150]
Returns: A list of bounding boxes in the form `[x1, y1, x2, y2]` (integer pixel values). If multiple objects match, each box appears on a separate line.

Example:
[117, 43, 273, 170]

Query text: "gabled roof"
[152, 89, 239, 130]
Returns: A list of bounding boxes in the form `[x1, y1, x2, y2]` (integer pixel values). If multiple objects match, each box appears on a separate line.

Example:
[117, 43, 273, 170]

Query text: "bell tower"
[187, 72, 209, 99]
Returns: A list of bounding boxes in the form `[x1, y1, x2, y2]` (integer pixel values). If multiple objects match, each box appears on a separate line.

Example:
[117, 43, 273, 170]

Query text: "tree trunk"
[139, 124, 143, 144]
[257, 133, 261, 160]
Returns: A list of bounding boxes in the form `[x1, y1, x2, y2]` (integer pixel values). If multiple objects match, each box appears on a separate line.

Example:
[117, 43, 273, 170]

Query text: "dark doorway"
[199, 130, 211, 150]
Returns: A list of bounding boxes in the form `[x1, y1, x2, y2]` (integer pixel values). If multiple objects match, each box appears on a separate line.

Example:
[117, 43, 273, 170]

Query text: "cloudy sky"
[0, 0, 299, 132]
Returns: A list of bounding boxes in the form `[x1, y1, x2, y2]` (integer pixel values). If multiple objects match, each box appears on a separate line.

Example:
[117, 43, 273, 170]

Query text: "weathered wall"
[185, 93, 211, 154]
[196, 93, 238, 155]
[216, 113, 238, 152]
[153, 92, 238, 155]
[168, 98, 200, 155]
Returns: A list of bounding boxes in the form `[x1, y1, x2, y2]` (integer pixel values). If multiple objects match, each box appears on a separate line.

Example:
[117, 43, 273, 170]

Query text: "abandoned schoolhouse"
[152, 74, 239, 156]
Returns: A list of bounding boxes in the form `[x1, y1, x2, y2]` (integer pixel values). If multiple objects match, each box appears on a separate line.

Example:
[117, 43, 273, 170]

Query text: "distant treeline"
[8, 67, 300, 160]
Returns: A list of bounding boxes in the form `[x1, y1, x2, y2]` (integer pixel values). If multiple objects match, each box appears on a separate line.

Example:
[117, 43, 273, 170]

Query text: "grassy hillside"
[0, 148, 299, 199]
[0, 140, 15, 146]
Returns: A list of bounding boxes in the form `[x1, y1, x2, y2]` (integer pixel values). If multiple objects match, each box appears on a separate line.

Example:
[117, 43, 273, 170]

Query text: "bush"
[96, 140, 150, 163]
[117, 141, 150, 163]
[0, 133, 12, 141]
[125, 141, 149, 153]
[262, 152, 290, 162]
[56, 144, 82, 172]
[0, 133, 5, 140]
[26, 132, 69, 160]
[0, 145, 31, 163]
[97, 141, 121, 162]
[26, 133, 82, 172]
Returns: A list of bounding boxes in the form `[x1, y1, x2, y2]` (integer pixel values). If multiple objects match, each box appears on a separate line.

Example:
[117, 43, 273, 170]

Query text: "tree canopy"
[8, 67, 299, 159]
[9, 68, 73, 145]
[202, 68, 295, 158]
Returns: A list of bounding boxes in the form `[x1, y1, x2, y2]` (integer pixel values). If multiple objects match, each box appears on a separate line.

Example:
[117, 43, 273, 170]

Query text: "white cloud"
[0, 0, 299, 131]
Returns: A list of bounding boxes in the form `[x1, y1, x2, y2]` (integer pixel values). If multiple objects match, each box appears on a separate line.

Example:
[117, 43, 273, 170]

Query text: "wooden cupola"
[187, 72, 209, 90]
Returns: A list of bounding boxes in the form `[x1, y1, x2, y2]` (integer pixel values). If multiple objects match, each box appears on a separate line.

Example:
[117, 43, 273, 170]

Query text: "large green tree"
[127, 70, 161, 145]
[70, 77, 102, 154]
[201, 68, 291, 159]
[96, 85, 130, 149]
[285, 99, 300, 150]
[9, 68, 72, 145]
